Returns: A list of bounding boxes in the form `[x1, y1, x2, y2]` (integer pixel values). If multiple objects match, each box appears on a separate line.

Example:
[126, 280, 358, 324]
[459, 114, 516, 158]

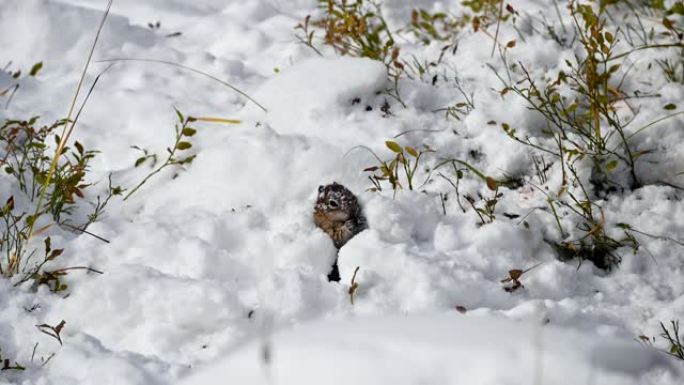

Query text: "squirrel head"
[315, 182, 358, 222]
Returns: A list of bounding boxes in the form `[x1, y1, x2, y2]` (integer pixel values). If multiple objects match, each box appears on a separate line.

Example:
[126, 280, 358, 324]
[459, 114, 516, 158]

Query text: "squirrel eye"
[328, 199, 339, 208]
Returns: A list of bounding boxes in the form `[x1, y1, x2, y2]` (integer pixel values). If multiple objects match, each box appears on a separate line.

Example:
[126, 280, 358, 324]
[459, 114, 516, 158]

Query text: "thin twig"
[59, 223, 110, 243]
[26, 0, 113, 248]
[491, 0, 505, 57]
[96, 58, 268, 112]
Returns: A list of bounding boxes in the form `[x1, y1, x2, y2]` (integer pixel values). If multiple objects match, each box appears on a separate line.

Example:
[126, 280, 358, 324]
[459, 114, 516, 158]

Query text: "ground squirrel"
[313, 182, 367, 281]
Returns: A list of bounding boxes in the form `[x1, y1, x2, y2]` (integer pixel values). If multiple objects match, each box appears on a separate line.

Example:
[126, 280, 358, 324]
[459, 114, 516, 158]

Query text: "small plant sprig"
[465, 185, 501, 226]
[12, 235, 103, 292]
[439, 158, 501, 225]
[36, 320, 66, 346]
[130, 145, 158, 169]
[124, 109, 241, 201]
[124, 109, 200, 201]
[0, 61, 43, 109]
[405, 8, 465, 45]
[500, 262, 543, 293]
[660, 320, 684, 360]
[348, 266, 360, 305]
[432, 78, 475, 120]
[0, 348, 25, 372]
[362, 140, 434, 196]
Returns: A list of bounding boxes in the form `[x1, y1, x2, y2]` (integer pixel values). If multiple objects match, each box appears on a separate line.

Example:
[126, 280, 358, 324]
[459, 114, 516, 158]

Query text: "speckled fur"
[313, 183, 367, 280]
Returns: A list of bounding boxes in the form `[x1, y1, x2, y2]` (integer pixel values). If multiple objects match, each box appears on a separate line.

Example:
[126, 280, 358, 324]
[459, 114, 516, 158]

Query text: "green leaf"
[74, 141, 84, 155]
[670, 2, 684, 15]
[178, 155, 197, 165]
[181, 128, 197, 137]
[664, 103, 677, 110]
[134, 157, 147, 167]
[177, 141, 192, 150]
[48, 249, 64, 260]
[385, 140, 402, 153]
[174, 108, 184, 123]
[604, 32, 614, 43]
[29, 62, 43, 76]
[4, 196, 14, 213]
[405, 146, 418, 157]
[606, 159, 618, 171]
[26, 215, 36, 227]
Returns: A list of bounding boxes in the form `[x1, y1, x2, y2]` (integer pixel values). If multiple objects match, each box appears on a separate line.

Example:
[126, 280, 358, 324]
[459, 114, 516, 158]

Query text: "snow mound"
[244, 57, 388, 138]
[178, 314, 679, 385]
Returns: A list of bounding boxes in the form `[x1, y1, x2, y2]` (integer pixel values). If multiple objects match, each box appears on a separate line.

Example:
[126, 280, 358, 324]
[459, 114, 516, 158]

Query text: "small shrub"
[296, 0, 406, 103]
[0, 116, 118, 285]
[308, 0, 402, 72]
[487, 1, 684, 270]
[362, 140, 434, 197]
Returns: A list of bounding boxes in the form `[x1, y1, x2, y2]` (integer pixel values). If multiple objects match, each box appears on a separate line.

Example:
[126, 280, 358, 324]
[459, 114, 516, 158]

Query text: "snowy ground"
[1, 0, 684, 384]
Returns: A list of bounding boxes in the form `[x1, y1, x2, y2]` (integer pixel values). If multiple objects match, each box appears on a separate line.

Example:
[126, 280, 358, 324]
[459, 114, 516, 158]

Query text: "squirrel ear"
[332, 181, 339, 186]
[318, 185, 324, 193]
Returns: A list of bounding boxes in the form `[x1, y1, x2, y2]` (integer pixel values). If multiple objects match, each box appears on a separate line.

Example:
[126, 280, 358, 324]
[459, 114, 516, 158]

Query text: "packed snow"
[0, 0, 683, 384]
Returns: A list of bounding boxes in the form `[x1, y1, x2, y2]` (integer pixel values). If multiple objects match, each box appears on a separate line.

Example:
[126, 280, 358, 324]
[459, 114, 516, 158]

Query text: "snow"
[0, 0, 683, 384]
[179, 314, 678, 385]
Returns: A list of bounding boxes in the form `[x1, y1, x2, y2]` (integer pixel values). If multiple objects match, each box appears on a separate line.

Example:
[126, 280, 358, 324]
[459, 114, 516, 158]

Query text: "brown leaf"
[54, 320, 66, 334]
[485, 176, 498, 191]
[472, 16, 480, 32]
[509, 269, 523, 280]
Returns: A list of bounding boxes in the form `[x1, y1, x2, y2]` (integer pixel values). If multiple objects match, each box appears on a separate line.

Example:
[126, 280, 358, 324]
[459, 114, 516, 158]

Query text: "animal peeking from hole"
[313, 182, 367, 282]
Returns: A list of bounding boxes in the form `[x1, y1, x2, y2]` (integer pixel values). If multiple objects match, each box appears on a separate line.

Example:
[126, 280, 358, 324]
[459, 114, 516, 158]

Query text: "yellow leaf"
[385, 140, 403, 153]
[192, 117, 242, 124]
